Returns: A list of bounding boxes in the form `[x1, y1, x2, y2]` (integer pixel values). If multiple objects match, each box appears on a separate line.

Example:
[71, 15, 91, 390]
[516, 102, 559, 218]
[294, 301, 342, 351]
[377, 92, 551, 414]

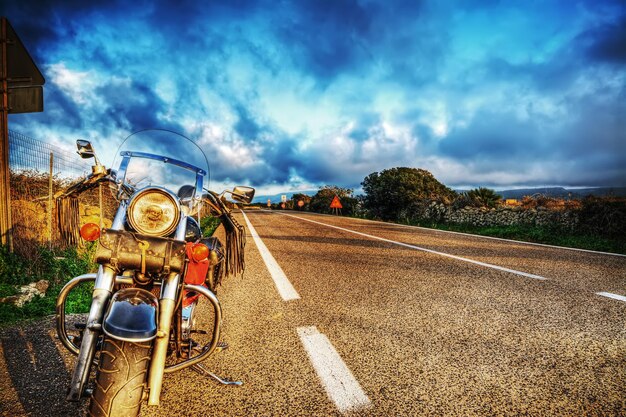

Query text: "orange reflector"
[191, 243, 209, 262]
[80, 223, 101, 241]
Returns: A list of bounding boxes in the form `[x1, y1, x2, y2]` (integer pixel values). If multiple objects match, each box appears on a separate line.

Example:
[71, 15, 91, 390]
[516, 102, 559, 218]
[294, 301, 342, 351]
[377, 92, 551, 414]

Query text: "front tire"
[89, 339, 152, 417]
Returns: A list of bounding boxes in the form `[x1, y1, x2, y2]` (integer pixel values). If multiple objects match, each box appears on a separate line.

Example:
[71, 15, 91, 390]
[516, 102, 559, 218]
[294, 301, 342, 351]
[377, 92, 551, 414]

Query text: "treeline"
[268, 167, 492, 217]
[264, 167, 626, 241]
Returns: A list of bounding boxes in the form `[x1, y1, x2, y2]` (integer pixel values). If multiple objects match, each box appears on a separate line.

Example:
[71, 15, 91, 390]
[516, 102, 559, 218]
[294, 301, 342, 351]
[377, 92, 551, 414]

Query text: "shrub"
[466, 187, 502, 209]
[291, 193, 312, 210]
[578, 196, 626, 238]
[200, 216, 221, 236]
[309, 186, 358, 215]
[452, 192, 474, 210]
[361, 167, 456, 220]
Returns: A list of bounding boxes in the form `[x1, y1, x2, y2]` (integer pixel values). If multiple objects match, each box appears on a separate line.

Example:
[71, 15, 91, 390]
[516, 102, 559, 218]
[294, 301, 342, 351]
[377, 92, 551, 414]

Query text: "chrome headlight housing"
[127, 187, 181, 237]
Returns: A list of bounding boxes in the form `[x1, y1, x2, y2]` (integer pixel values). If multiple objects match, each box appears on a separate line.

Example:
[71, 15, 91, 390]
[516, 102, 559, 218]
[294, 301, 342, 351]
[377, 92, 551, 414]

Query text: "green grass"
[414, 222, 626, 255]
[0, 283, 18, 298]
[201, 216, 221, 237]
[0, 244, 97, 326]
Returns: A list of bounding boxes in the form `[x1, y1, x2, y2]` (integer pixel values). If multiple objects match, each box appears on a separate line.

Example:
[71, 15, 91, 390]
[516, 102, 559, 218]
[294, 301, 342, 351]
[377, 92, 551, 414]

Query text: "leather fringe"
[56, 196, 81, 247]
[219, 212, 246, 282]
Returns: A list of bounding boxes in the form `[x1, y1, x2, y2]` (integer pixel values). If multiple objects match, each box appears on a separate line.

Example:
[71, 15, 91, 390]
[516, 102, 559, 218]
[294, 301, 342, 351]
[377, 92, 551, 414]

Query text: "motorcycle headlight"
[127, 187, 180, 237]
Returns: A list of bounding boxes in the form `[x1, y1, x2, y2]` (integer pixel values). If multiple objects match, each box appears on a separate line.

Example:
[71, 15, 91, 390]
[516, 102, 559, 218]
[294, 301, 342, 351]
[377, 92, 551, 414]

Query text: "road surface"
[1, 210, 625, 416]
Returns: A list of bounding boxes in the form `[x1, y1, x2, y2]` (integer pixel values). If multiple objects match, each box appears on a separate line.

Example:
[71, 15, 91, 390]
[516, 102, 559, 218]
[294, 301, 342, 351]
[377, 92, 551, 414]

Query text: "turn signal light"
[191, 243, 209, 262]
[80, 223, 101, 241]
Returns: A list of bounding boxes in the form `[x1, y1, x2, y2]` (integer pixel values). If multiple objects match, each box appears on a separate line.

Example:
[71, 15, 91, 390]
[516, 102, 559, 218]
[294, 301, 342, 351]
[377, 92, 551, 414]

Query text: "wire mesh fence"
[8, 130, 90, 178]
[7, 130, 107, 254]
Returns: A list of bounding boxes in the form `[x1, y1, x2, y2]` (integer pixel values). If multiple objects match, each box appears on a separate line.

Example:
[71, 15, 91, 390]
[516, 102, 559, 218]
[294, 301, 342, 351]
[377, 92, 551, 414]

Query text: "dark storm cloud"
[437, 91, 626, 187]
[583, 16, 626, 63]
[274, 0, 376, 81]
[273, 0, 446, 86]
[209, 133, 303, 186]
[0, 0, 116, 61]
[20, 84, 83, 129]
[96, 80, 180, 131]
[439, 112, 545, 161]
[233, 105, 261, 140]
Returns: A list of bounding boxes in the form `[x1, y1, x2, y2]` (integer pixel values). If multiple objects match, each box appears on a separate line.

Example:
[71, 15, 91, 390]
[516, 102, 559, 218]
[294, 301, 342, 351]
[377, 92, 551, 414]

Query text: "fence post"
[48, 152, 53, 245]
[99, 183, 103, 228]
[0, 19, 12, 250]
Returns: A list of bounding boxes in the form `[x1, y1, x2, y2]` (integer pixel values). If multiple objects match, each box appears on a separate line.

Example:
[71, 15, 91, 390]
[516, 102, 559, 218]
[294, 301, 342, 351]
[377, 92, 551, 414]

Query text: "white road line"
[596, 292, 626, 303]
[241, 211, 300, 301]
[297, 326, 371, 414]
[277, 212, 548, 281]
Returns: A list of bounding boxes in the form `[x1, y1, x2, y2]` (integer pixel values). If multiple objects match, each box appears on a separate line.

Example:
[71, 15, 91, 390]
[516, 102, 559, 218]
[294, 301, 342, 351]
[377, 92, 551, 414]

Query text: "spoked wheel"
[88, 338, 152, 417]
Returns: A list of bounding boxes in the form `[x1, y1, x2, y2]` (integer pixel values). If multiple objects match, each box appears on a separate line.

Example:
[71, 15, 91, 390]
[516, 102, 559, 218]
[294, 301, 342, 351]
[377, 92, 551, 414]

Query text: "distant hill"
[493, 187, 626, 199]
[252, 190, 317, 204]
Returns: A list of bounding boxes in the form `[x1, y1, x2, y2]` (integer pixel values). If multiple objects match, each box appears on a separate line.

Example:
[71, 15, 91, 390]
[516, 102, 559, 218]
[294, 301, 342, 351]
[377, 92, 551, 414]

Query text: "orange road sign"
[330, 196, 343, 209]
[297, 200, 304, 207]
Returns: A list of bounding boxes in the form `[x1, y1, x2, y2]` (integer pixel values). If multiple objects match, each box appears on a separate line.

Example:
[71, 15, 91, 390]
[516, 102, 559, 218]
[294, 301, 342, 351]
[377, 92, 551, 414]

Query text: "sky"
[3, 0, 625, 195]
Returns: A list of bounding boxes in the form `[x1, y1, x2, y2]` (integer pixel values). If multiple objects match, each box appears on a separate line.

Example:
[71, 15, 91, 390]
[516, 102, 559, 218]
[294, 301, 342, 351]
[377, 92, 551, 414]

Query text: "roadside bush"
[466, 187, 502, 209]
[362, 167, 456, 220]
[200, 216, 221, 236]
[398, 199, 449, 224]
[519, 195, 581, 211]
[309, 185, 358, 215]
[452, 193, 474, 210]
[578, 196, 626, 238]
[291, 193, 312, 211]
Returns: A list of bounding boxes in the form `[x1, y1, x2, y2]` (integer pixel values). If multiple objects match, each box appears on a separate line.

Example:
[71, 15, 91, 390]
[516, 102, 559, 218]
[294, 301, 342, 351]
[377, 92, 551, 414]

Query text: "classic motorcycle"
[55, 129, 254, 416]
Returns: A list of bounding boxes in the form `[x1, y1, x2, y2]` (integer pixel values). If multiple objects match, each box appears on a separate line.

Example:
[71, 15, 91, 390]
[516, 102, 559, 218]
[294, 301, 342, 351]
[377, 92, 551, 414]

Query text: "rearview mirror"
[231, 186, 255, 204]
[76, 139, 104, 174]
[76, 139, 96, 159]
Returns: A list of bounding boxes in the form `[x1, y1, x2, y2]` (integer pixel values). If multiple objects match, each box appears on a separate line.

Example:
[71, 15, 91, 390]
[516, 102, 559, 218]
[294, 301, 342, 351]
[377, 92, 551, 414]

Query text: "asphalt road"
[1, 209, 625, 416]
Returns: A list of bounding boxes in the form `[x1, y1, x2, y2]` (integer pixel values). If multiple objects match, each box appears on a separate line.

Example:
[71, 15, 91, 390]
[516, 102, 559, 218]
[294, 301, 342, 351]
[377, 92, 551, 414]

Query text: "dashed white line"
[297, 326, 371, 414]
[596, 292, 626, 303]
[241, 211, 300, 301]
[276, 212, 548, 281]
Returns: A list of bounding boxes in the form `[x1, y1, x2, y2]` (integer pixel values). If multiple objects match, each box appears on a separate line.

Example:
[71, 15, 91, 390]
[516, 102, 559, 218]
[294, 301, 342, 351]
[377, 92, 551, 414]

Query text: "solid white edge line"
[297, 326, 371, 413]
[596, 292, 626, 303]
[274, 211, 548, 280]
[241, 211, 300, 301]
[259, 209, 626, 258]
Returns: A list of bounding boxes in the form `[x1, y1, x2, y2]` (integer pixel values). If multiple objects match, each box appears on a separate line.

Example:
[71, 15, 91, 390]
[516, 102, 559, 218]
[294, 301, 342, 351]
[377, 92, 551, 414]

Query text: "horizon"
[251, 184, 626, 203]
[3, 0, 625, 195]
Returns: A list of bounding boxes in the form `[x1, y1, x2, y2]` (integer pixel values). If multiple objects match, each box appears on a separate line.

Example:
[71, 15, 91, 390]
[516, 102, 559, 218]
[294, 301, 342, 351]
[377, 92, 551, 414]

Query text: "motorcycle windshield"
[113, 129, 210, 198]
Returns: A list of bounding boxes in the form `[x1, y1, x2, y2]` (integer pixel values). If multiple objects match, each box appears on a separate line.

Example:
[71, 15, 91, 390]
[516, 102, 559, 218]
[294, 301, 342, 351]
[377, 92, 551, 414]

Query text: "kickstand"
[192, 363, 243, 386]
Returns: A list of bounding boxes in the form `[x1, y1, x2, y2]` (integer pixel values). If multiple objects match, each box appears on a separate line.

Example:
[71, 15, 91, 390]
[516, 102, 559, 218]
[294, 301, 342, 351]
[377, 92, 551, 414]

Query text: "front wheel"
[89, 339, 152, 417]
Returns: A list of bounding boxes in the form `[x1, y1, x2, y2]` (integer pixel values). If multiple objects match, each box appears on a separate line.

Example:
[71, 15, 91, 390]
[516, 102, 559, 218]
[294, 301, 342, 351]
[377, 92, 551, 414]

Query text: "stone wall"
[446, 205, 579, 230]
[413, 202, 580, 231]
[80, 205, 112, 229]
[10, 200, 111, 246]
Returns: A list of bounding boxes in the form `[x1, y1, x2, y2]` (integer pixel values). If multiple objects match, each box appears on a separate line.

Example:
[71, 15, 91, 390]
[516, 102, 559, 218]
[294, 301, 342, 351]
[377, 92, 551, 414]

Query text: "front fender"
[103, 288, 159, 342]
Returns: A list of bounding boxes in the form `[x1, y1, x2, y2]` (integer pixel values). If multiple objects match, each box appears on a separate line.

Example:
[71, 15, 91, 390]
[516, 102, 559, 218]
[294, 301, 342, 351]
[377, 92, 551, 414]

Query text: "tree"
[309, 185, 357, 215]
[466, 187, 502, 208]
[291, 193, 312, 210]
[361, 167, 456, 220]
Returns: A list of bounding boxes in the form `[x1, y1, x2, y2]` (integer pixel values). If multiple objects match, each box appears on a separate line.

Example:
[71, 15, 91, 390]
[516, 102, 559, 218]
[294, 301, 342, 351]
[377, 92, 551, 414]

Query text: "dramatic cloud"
[3, 0, 625, 194]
